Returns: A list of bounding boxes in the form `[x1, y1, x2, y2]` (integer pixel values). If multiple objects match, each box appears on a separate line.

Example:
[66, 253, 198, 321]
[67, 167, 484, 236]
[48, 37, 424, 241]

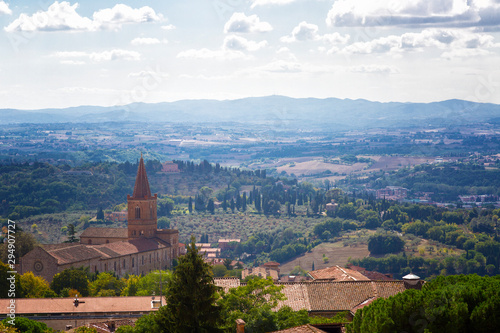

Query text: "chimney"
[236, 319, 245, 333]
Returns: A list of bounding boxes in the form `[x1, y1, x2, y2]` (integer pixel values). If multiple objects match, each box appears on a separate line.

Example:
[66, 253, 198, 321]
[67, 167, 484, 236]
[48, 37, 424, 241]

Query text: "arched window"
[132, 258, 135, 267]
[150, 205, 153, 218]
[135, 206, 140, 218]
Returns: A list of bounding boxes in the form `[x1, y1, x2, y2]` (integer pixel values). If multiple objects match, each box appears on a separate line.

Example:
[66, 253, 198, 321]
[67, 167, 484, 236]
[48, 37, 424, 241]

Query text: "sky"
[0, 0, 500, 109]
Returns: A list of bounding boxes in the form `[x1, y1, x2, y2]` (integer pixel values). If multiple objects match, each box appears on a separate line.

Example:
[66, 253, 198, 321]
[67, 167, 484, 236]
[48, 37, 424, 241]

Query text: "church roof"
[79, 227, 128, 239]
[49, 244, 104, 265]
[46, 238, 170, 265]
[132, 154, 152, 199]
[93, 238, 169, 257]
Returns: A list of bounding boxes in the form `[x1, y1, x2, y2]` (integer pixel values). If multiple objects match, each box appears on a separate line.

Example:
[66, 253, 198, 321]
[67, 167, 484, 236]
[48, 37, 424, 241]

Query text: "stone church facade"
[20, 155, 179, 282]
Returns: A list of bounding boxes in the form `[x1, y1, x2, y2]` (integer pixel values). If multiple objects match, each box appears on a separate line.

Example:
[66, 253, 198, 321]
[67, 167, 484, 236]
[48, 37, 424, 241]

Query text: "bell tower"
[127, 154, 157, 239]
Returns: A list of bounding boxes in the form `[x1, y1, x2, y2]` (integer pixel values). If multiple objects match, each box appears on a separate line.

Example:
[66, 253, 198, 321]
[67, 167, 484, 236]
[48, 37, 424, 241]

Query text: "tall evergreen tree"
[188, 197, 193, 214]
[242, 192, 247, 212]
[155, 236, 221, 333]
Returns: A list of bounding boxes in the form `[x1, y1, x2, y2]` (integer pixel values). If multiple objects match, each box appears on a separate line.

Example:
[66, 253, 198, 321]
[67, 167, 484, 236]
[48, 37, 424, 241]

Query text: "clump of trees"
[347, 274, 500, 333]
[367, 233, 405, 255]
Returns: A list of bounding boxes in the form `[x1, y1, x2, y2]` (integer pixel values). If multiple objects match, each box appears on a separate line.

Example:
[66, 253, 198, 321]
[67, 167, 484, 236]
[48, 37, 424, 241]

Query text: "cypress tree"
[155, 236, 221, 332]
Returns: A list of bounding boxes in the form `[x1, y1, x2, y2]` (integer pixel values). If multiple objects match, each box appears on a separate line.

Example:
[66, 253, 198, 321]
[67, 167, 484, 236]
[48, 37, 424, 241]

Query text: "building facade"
[20, 154, 179, 282]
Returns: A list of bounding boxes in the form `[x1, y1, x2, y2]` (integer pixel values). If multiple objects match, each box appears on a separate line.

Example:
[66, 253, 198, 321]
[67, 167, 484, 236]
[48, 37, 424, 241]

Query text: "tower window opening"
[135, 206, 141, 218]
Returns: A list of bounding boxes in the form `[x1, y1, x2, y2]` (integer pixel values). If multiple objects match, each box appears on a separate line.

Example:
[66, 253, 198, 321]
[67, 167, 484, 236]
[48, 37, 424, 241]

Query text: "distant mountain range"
[1, 96, 500, 130]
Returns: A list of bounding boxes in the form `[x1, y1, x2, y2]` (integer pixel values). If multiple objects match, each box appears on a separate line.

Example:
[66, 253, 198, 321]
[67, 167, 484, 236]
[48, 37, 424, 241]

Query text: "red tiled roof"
[270, 324, 328, 333]
[308, 265, 370, 281]
[79, 227, 128, 239]
[49, 245, 104, 265]
[0, 296, 165, 315]
[47, 238, 170, 265]
[277, 283, 310, 311]
[214, 279, 410, 314]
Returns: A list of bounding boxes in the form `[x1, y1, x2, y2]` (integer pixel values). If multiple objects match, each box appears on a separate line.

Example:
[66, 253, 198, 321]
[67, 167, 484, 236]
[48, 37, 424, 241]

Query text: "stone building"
[20, 154, 179, 282]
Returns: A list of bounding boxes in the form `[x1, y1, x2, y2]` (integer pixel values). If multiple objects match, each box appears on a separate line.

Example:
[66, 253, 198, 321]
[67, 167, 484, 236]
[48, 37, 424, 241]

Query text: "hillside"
[2, 96, 500, 130]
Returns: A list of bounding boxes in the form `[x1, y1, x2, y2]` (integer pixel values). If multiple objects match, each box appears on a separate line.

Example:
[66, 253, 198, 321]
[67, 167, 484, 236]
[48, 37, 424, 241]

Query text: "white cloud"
[60, 60, 86, 65]
[5, 2, 162, 33]
[131, 37, 164, 46]
[323, 33, 351, 45]
[161, 24, 175, 30]
[224, 12, 273, 33]
[5, 2, 93, 32]
[342, 35, 401, 54]
[281, 21, 319, 42]
[223, 35, 267, 51]
[441, 48, 491, 59]
[250, 0, 296, 8]
[349, 65, 399, 74]
[128, 70, 169, 78]
[52, 51, 88, 58]
[93, 4, 162, 30]
[326, 0, 500, 28]
[89, 49, 141, 62]
[341, 28, 498, 55]
[52, 49, 141, 62]
[0, 1, 12, 15]
[177, 48, 250, 60]
[281, 21, 350, 44]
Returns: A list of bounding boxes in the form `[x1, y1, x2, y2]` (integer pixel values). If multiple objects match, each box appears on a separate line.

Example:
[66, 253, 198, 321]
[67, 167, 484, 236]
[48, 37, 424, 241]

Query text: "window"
[132, 258, 135, 268]
[135, 206, 140, 218]
[140, 230, 144, 236]
[123, 259, 126, 269]
[150, 205, 153, 218]
[114, 261, 117, 271]
[88, 239, 92, 244]
[106, 240, 110, 243]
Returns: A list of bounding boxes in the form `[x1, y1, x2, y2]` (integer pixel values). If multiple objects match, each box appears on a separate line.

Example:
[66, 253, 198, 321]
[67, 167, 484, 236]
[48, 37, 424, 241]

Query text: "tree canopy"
[154, 236, 222, 333]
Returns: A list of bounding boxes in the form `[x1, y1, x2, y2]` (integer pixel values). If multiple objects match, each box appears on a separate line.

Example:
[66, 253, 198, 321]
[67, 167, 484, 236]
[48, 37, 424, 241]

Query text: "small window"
[123, 259, 126, 269]
[88, 239, 92, 245]
[106, 240, 110, 243]
[132, 258, 135, 268]
[135, 206, 140, 218]
[114, 262, 117, 271]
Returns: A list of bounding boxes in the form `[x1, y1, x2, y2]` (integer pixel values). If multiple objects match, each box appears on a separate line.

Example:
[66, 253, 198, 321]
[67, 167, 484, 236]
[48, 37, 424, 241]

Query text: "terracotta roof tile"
[49, 245, 105, 265]
[0, 296, 165, 315]
[306, 281, 375, 311]
[277, 283, 311, 311]
[47, 238, 170, 265]
[308, 265, 370, 281]
[270, 324, 328, 333]
[79, 227, 128, 239]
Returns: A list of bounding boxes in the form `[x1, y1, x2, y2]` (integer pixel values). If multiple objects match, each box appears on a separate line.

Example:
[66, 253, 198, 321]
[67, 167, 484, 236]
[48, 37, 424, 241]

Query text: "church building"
[20, 155, 179, 282]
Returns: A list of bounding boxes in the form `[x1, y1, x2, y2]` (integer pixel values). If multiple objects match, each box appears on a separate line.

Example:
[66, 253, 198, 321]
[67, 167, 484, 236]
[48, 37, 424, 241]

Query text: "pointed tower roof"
[132, 153, 152, 199]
